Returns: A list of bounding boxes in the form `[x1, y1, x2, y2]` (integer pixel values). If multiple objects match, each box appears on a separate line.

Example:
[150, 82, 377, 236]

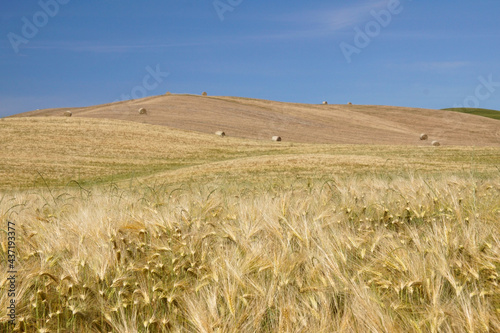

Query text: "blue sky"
[1, 0, 500, 117]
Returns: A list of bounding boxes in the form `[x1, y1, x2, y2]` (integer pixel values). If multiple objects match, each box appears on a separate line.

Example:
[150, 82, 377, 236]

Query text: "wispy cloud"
[418, 61, 471, 70]
[244, 0, 389, 41]
[281, 1, 386, 29]
[9, 40, 213, 53]
[319, 0, 388, 31]
[380, 30, 488, 41]
[387, 61, 472, 71]
[2, 1, 399, 53]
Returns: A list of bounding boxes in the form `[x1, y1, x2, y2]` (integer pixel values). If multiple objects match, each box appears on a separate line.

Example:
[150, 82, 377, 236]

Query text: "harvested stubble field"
[0, 117, 499, 190]
[0, 104, 499, 332]
[11, 94, 500, 146]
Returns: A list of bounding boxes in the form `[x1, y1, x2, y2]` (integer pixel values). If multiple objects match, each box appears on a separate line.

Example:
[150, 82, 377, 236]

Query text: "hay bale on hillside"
[432, 140, 441, 147]
[166, 92, 171, 95]
[202, 92, 208, 96]
[420, 133, 428, 140]
[64, 111, 72, 117]
[272, 136, 282, 142]
[138, 108, 147, 115]
[215, 131, 226, 137]
[348, 102, 353, 105]
[322, 101, 328, 105]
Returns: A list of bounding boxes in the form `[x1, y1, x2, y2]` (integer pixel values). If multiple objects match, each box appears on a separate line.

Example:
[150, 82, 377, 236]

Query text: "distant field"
[443, 107, 500, 121]
[1, 117, 499, 189]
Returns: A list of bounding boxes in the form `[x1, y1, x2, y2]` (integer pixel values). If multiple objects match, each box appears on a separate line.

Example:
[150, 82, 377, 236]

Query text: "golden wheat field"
[0, 114, 499, 332]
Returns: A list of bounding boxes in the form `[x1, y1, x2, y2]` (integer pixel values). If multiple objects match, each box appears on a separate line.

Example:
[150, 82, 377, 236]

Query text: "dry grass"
[0, 176, 499, 332]
[0, 117, 289, 189]
[1, 117, 499, 189]
[0, 116, 499, 332]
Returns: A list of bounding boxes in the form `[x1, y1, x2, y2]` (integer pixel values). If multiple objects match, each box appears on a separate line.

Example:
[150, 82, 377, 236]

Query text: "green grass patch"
[442, 107, 500, 121]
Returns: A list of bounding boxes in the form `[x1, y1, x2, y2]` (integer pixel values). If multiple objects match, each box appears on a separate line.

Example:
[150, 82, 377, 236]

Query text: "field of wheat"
[1, 116, 499, 332]
[1, 174, 499, 332]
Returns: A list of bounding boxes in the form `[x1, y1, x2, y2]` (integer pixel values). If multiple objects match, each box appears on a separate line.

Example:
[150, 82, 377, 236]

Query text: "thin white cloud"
[388, 61, 472, 71]
[321, 0, 389, 31]
[3, 1, 398, 53]
[245, 0, 390, 41]
[279, 1, 387, 29]
[419, 61, 471, 70]
[15, 40, 213, 53]
[380, 30, 486, 40]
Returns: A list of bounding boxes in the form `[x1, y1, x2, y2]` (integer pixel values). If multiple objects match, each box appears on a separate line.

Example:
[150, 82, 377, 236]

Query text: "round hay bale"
[64, 111, 72, 117]
[431, 140, 440, 147]
[165, 92, 171, 95]
[420, 133, 428, 140]
[348, 102, 353, 105]
[215, 131, 226, 137]
[272, 136, 282, 142]
[138, 108, 147, 115]
[322, 101, 328, 105]
[202, 92, 208, 96]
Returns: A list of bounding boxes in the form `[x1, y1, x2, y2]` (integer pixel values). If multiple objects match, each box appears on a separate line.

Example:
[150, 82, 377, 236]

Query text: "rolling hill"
[11, 94, 500, 146]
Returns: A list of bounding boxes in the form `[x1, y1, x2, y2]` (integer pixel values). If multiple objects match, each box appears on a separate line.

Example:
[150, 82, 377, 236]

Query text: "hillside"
[442, 107, 500, 121]
[11, 94, 500, 146]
